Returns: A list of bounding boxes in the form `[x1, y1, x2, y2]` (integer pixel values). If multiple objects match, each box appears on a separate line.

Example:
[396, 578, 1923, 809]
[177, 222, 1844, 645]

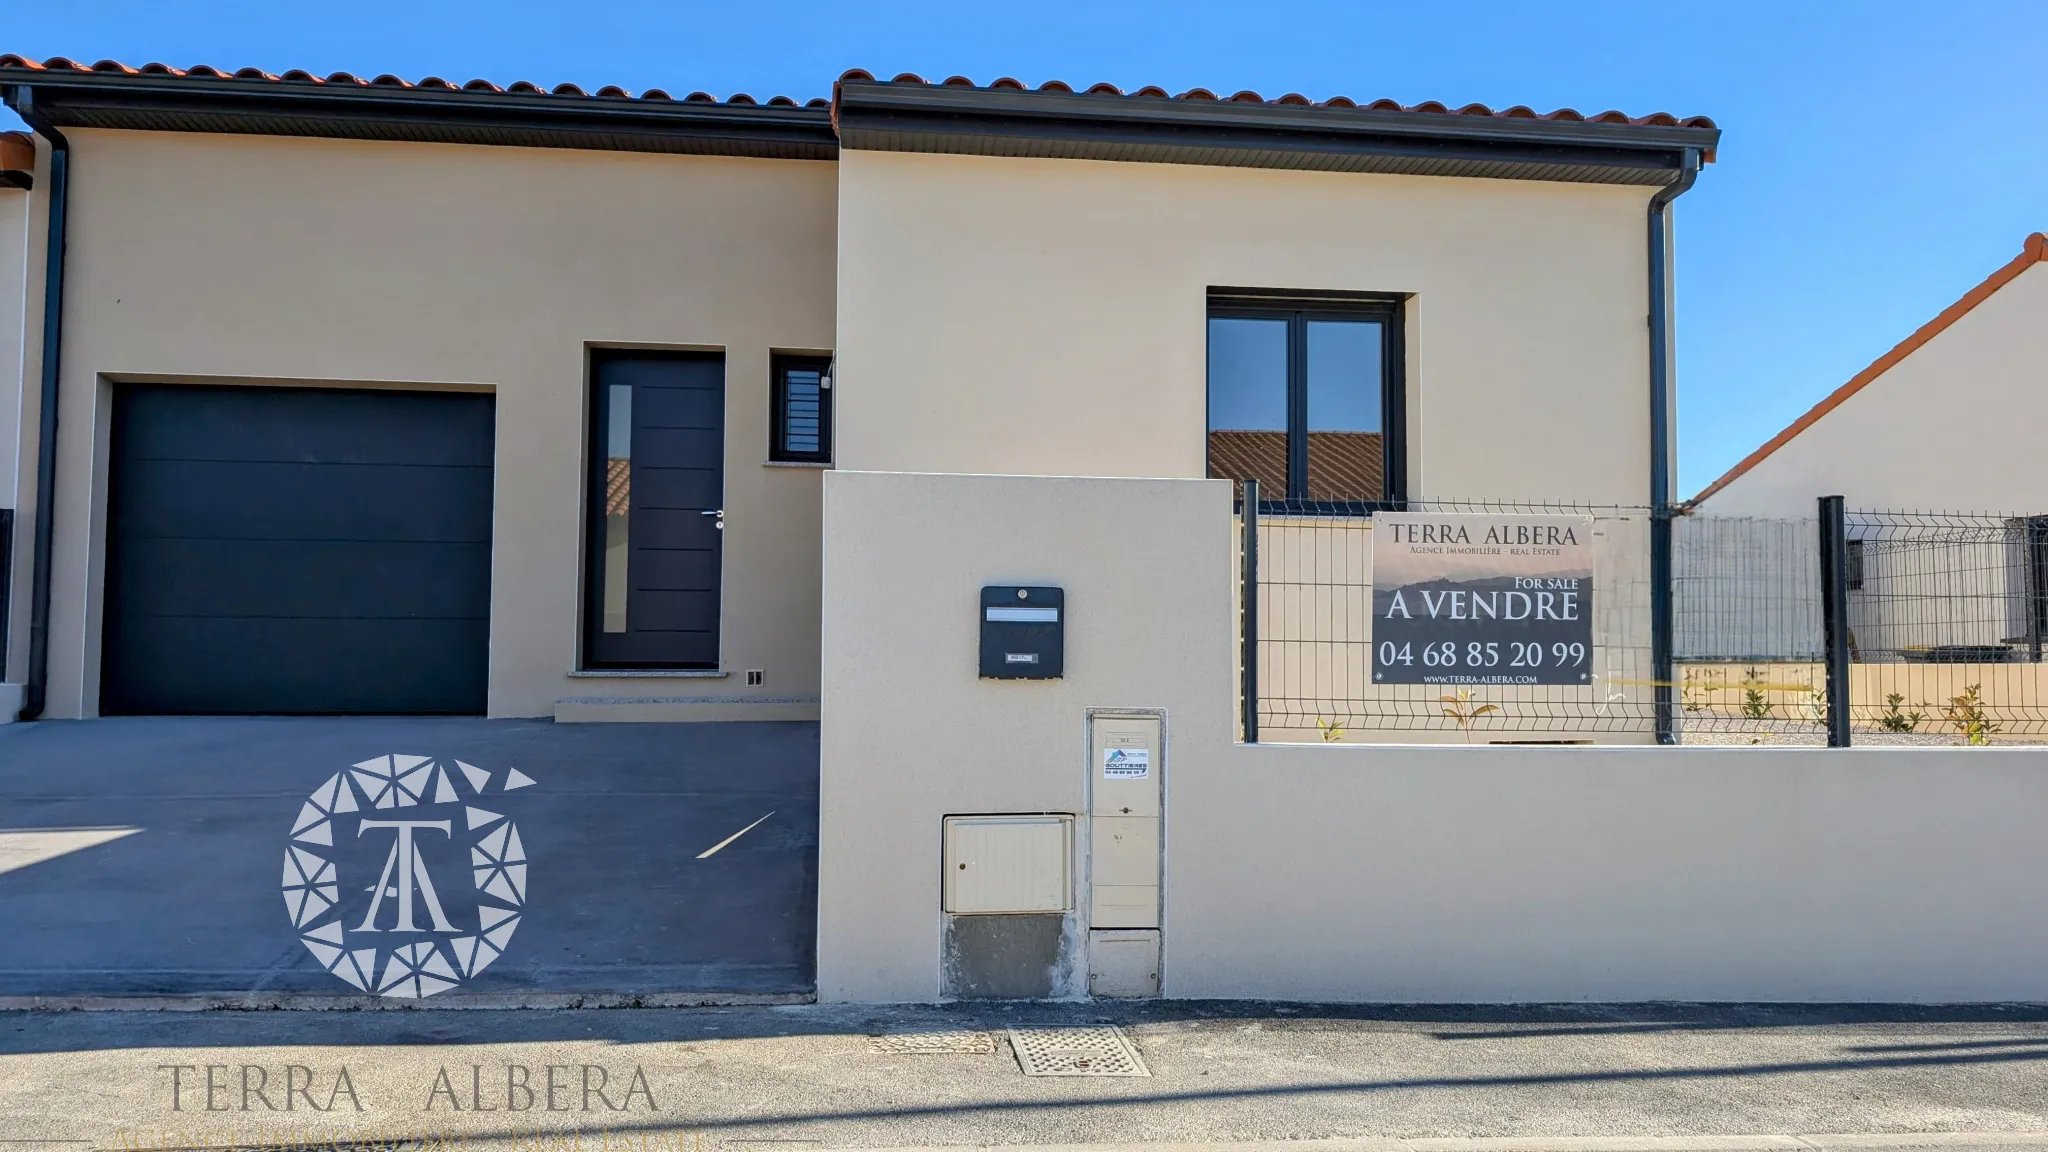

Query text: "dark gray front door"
[585, 354, 724, 668]
[101, 384, 495, 715]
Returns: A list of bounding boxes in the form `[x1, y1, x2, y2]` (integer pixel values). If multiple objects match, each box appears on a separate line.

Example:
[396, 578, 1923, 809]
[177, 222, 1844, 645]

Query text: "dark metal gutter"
[3, 86, 65, 720]
[2, 71, 838, 160]
[1647, 147, 1702, 744]
[836, 81, 1720, 186]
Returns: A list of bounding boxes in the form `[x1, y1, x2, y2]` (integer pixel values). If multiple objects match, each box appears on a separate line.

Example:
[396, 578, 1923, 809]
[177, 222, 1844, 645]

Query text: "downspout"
[1647, 147, 1701, 744]
[5, 86, 67, 721]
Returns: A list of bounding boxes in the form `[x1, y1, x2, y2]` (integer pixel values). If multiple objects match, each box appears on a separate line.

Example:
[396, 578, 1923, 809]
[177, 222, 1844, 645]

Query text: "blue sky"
[6, 1, 2042, 496]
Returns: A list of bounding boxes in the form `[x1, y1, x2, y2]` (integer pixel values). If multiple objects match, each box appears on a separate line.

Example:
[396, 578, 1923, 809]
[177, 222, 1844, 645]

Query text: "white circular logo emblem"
[281, 755, 536, 998]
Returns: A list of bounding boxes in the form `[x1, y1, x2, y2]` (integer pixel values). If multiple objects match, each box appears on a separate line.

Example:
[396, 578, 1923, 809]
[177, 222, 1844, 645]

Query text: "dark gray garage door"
[102, 385, 494, 715]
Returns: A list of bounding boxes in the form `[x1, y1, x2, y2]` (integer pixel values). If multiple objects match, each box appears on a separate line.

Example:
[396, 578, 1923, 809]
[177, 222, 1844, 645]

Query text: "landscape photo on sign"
[1370, 512, 1595, 687]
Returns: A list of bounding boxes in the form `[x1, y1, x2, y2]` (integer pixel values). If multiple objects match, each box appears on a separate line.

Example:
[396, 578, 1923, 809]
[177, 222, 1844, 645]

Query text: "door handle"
[702, 509, 724, 530]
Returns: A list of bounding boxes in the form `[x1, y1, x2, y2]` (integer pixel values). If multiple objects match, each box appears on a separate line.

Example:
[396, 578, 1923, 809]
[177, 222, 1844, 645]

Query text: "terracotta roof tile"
[0, 53, 824, 108]
[1, 54, 1710, 160]
[831, 69, 1717, 159]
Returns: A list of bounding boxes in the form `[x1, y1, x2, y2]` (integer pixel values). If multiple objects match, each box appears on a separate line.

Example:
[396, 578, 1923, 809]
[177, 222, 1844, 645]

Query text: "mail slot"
[980, 586, 1064, 679]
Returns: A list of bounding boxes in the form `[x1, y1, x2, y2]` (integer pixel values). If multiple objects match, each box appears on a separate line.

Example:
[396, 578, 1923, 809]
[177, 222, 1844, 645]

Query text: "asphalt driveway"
[0, 717, 818, 1000]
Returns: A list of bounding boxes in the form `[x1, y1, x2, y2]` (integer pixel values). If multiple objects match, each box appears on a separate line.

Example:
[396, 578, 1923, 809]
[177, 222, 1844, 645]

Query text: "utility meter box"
[942, 814, 1073, 914]
[1090, 714, 1162, 930]
[980, 586, 1064, 679]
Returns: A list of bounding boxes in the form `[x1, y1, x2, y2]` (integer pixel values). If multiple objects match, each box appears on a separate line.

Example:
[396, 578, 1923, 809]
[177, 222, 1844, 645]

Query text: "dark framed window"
[583, 350, 725, 669]
[1206, 290, 1405, 513]
[770, 353, 833, 463]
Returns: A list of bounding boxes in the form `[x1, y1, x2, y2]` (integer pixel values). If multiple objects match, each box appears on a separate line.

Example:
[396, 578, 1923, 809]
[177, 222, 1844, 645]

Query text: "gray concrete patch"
[0, 718, 818, 999]
[4, 1003, 2048, 1149]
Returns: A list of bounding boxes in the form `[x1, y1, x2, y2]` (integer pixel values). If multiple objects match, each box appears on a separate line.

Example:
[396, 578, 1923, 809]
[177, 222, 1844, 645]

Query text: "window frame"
[769, 352, 834, 465]
[1206, 289, 1406, 515]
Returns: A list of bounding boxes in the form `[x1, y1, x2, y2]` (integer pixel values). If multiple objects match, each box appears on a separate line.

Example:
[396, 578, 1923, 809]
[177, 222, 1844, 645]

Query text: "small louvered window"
[771, 354, 832, 464]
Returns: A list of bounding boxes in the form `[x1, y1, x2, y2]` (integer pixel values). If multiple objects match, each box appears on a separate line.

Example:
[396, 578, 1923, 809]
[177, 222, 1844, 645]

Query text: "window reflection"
[1206, 317, 1289, 501]
[1306, 319, 1384, 502]
[602, 383, 631, 634]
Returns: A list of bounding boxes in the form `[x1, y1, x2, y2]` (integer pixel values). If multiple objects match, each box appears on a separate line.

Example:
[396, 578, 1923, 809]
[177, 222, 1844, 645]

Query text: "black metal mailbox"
[980, 586, 1064, 679]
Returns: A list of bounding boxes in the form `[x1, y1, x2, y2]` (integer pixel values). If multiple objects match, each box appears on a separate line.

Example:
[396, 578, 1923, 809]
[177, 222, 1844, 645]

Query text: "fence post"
[1650, 507, 1675, 744]
[2027, 515, 2048, 664]
[1240, 479, 1259, 744]
[1817, 494, 1852, 747]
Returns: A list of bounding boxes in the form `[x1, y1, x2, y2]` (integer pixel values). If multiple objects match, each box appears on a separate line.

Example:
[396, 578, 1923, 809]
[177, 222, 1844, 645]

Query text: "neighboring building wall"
[30, 129, 836, 718]
[834, 150, 1654, 503]
[1699, 259, 2048, 517]
[819, 469, 2048, 1003]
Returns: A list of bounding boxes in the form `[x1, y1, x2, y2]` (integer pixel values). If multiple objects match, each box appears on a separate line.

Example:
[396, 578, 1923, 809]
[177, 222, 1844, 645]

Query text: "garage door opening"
[101, 384, 495, 715]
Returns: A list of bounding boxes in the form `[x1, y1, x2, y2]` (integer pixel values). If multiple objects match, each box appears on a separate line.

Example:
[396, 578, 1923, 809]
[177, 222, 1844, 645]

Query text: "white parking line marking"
[696, 810, 776, 859]
[0, 827, 143, 876]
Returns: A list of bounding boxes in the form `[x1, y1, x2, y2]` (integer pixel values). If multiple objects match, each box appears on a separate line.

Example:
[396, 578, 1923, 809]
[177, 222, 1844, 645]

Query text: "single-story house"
[0, 55, 1719, 724]
[12, 55, 2048, 1012]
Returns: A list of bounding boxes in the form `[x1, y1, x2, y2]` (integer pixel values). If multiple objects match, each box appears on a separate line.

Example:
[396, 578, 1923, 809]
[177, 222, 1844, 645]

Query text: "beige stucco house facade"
[0, 56, 1719, 722]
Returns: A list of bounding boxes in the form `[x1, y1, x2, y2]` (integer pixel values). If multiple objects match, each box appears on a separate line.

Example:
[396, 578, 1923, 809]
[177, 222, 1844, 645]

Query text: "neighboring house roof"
[0, 55, 1718, 184]
[1688, 233, 2048, 508]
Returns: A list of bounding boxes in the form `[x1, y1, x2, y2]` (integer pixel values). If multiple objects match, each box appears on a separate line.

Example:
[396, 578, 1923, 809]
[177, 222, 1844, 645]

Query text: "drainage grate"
[869, 1029, 996, 1054]
[1007, 1025, 1150, 1076]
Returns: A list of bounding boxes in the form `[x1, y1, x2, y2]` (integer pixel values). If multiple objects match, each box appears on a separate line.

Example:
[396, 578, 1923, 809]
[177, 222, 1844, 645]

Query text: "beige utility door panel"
[943, 815, 1073, 915]
[1089, 716, 1162, 930]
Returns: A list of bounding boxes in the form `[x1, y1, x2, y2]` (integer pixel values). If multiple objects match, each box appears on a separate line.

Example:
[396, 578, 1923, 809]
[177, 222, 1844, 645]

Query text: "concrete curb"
[0, 990, 813, 1011]
[837, 1137, 2048, 1152]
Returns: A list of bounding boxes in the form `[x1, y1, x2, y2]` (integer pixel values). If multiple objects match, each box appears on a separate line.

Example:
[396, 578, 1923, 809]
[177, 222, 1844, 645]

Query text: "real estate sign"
[1371, 512, 1594, 686]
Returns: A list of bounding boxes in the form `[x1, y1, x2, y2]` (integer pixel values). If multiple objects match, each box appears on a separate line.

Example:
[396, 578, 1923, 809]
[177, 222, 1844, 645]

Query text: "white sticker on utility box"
[1102, 735, 1150, 779]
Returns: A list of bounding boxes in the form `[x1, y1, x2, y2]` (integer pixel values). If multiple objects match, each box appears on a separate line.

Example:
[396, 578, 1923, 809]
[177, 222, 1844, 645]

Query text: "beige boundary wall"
[12, 129, 837, 718]
[819, 469, 2048, 1003]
